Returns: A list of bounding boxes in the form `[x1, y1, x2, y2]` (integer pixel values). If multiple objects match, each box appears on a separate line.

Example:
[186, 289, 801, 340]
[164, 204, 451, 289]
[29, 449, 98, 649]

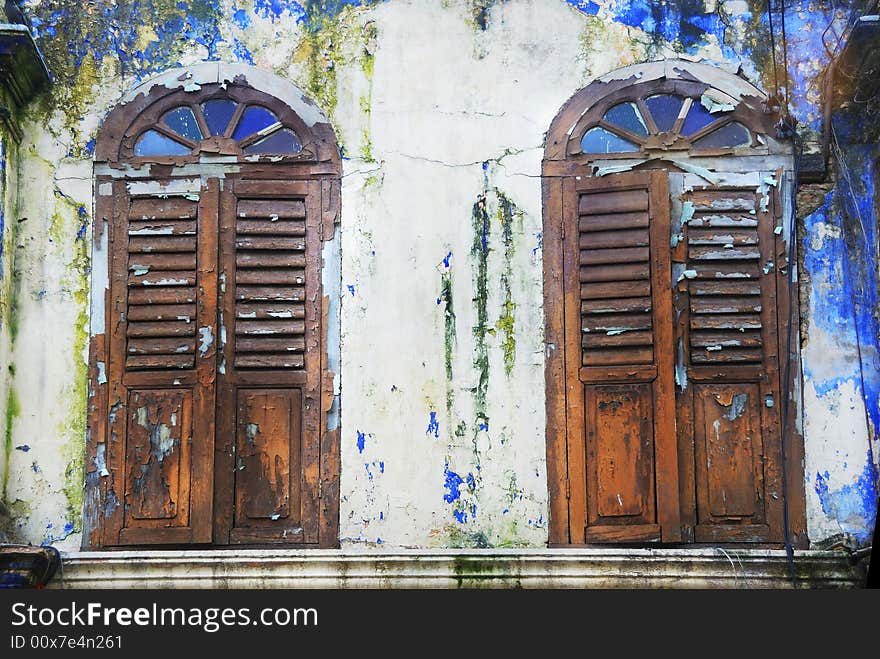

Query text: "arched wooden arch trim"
[542, 59, 806, 549]
[84, 65, 342, 550]
[95, 64, 341, 168]
[544, 59, 781, 164]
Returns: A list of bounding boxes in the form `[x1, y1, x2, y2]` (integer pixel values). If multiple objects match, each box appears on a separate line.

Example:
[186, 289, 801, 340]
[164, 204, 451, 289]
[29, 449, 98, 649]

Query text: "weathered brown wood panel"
[682, 184, 784, 544]
[214, 177, 323, 546]
[234, 389, 302, 529]
[87, 81, 341, 550]
[104, 182, 217, 546]
[125, 389, 192, 522]
[587, 385, 655, 522]
[565, 171, 680, 544]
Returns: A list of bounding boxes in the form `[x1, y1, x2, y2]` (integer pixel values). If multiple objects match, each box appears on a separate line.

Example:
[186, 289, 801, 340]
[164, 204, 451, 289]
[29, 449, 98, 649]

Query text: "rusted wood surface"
[233, 389, 301, 534]
[562, 178, 587, 543]
[101, 182, 217, 545]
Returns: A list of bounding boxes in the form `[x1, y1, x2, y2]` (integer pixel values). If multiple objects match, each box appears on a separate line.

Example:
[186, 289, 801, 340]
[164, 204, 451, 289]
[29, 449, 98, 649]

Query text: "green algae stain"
[440, 270, 456, 381]
[467, 0, 498, 32]
[296, 2, 349, 128]
[31, 1, 225, 147]
[2, 387, 20, 500]
[61, 268, 89, 531]
[496, 294, 515, 375]
[471, 194, 490, 430]
[359, 20, 378, 162]
[439, 267, 456, 418]
[494, 190, 520, 377]
[448, 526, 491, 549]
[452, 554, 522, 589]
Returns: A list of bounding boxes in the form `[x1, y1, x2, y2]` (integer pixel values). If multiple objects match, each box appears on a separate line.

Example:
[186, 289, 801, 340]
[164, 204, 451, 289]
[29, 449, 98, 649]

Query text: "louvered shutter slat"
[125, 197, 198, 370]
[233, 194, 308, 370]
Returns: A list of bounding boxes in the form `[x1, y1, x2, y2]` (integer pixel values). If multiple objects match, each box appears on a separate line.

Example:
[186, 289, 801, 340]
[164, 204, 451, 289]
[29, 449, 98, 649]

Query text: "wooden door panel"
[230, 388, 304, 543]
[124, 389, 192, 522]
[586, 384, 656, 523]
[694, 384, 763, 520]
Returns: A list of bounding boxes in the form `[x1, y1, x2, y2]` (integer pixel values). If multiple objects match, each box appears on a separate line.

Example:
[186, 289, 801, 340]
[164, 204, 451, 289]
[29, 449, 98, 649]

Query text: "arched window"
[543, 61, 804, 547]
[86, 66, 341, 548]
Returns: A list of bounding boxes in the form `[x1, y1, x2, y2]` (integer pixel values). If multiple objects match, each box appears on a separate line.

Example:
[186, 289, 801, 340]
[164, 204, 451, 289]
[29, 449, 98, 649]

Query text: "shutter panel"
[213, 179, 321, 545]
[579, 188, 654, 368]
[681, 185, 784, 542]
[233, 196, 307, 370]
[103, 180, 217, 546]
[125, 196, 198, 370]
[565, 171, 680, 544]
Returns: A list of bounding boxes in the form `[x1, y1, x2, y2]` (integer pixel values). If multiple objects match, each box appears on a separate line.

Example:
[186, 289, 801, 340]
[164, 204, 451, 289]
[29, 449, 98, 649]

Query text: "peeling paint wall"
[0, 0, 875, 549]
[800, 107, 880, 548]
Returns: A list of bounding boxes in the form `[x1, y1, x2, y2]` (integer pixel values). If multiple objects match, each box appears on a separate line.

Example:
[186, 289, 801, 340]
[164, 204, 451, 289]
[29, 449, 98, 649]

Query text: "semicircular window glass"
[131, 101, 303, 156]
[162, 107, 203, 141]
[602, 102, 648, 137]
[580, 92, 761, 155]
[645, 94, 684, 132]
[232, 106, 279, 140]
[202, 99, 238, 136]
[135, 130, 191, 156]
[692, 121, 752, 148]
[243, 128, 303, 155]
[681, 101, 719, 136]
[581, 127, 639, 153]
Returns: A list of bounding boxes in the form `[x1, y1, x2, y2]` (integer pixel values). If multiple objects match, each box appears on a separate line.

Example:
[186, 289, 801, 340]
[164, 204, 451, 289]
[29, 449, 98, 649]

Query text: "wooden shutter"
[232, 194, 307, 370]
[103, 179, 218, 545]
[678, 185, 784, 542]
[564, 170, 680, 543]
[213, 178, 321, 545]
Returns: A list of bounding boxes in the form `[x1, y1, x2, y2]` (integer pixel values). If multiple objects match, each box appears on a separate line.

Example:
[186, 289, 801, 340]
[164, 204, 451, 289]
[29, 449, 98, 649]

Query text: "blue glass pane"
[681, 101, 721, 136]
[580, 127, 639, 154]
[134, 130, 191, 156]
[202, 99, 238, 136]
[243, 128, 303, 155]
[693, 122, 751, 148]
[162, 107, 202, 141]
[602, 102, 648, 137]
[232, 106, 279, 140]
[645, 94, 684, 132]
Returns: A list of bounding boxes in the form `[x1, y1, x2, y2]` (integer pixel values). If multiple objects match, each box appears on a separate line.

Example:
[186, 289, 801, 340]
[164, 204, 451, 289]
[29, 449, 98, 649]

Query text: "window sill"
[49, 547, 866, 589]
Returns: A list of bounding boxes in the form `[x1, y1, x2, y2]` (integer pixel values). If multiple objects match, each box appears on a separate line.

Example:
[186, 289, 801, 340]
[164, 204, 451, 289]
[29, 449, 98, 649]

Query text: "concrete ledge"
[48, 548, 866, 589]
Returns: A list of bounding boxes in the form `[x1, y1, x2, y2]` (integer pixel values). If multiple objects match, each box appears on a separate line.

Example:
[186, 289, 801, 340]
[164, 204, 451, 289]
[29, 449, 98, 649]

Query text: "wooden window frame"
[542, 61, 807, 548]
[83, 73, 342, 549]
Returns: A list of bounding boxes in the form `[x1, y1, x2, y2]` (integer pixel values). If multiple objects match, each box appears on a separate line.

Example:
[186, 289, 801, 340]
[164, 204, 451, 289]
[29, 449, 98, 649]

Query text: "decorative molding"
[0, 23, 51, 141]
[49, 548, 866, 589]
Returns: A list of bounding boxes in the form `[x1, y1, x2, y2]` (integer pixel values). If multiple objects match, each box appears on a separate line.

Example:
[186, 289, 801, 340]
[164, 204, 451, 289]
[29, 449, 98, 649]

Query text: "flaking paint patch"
[814, 459, 878, 544]
[198, 326, 214, 356]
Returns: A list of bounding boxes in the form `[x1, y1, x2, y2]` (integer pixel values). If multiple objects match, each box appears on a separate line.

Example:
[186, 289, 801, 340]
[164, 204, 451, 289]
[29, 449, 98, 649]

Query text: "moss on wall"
[2, 387, 20, 500]
[494, 190, 520, 377]
[470, 193, 490, 430]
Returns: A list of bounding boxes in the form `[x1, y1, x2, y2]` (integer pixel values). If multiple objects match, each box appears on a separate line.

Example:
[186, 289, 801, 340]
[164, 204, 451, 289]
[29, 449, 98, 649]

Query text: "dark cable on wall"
[767, 0, 781, 102]
[780, 126, 802, 589]
[769, 0, 799, 588]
